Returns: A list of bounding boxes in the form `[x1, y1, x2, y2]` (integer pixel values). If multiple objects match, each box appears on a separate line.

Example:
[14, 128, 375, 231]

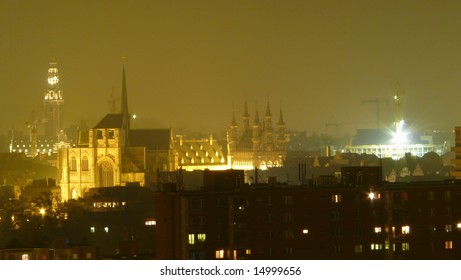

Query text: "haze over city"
[1, 0, 461, 137]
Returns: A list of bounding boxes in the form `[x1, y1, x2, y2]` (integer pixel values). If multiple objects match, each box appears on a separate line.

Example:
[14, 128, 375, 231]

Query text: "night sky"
[2, 0, 461, 138]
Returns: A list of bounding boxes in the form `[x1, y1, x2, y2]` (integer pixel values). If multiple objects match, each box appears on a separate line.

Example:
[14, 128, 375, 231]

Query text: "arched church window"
[98, 161, 114, 187]
[70, 156, 77, 171]
[81, 156, 89, 171]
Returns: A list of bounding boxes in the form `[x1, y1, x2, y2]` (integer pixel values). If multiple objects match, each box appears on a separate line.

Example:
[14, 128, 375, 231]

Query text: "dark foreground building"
[154, 168, 461, 259]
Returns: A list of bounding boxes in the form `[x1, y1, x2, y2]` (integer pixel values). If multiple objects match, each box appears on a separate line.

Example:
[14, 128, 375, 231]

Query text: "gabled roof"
[129, 129, 172, 150]
[94, 114, 124, 129]
[175, 138, 227, 166]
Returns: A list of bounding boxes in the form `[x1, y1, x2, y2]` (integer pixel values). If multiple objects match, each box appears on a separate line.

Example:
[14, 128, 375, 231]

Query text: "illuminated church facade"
[57, 67, 177, 200]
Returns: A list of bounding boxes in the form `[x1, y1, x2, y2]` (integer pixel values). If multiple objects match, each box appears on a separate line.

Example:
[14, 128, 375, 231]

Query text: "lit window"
[332, 194, 342, 203]
[215, 249, 224, 259]
[104, 227, 109, 233]
[197, 234, 206, 242]
[354, 245, 362, 253]
[90, 227, 95, 233]
[445, 241, 453, 249]
[188, 234, 195, 245]
[402, 243, 410, 251]
[72, 253, 78, 260]
[302, 229, 309, 234]
[145, 219, 156, 226]
[402, 226, 410, 234]
[86, 253, 92, 259]
[246, 249, 252, 255]
[374, 227, 382, 233]
[22, 254, 29, 260]
[370, 243, 383, 250]
[445, 224, 453, 232]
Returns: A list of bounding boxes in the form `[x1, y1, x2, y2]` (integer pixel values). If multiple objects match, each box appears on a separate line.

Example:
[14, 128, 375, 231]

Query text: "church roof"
[236, 130, 253, 150]
[175, 138, 227, 167]
[94, 114, 124, 129]
[129, 129, 172, 150]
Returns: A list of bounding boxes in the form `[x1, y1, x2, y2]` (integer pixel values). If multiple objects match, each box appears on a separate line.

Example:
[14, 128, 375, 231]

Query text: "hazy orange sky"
[1, 0, 461, 138]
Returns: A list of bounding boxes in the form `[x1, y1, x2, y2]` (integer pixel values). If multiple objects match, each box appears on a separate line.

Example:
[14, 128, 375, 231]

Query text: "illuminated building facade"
[228, 102, 288, 170]
[154, 168, 461, 260]
[57, 66, 177, 200]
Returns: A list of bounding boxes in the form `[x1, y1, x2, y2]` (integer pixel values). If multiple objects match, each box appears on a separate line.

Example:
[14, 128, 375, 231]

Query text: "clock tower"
[43, 60, 64, 139]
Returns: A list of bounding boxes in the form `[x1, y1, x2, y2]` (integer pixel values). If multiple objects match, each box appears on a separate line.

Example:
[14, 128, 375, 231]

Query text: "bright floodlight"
[392, 120, 408, 145]
[368, 192, 376, 200]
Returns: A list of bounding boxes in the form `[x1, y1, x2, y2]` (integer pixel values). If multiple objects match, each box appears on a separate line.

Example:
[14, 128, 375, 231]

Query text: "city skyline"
[2, 1, 461, 138]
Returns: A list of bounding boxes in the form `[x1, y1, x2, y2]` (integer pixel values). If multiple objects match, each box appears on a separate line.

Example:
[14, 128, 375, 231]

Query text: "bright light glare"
[392, 120, 408, 145]
[368, 192, 376, 200]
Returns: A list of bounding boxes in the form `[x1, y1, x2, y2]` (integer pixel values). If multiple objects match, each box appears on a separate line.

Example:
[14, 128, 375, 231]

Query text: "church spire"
[242, 100, 250, 131]
[120, 65, 130, 146]
[278, 107, 285, 126]
[121, 65, 129, 123]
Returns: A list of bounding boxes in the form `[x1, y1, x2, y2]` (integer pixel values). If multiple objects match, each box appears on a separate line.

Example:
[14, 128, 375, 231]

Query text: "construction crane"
[25, 111, 47, 157]
[361, 98, 389, 129]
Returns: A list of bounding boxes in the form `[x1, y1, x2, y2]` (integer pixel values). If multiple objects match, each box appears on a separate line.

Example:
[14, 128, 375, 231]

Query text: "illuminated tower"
[43, 60, 64, 139]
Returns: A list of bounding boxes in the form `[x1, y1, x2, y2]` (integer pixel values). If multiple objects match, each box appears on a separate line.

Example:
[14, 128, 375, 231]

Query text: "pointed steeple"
[253, 104, 260, 125]
[231, 109, 237, 126]
[278, 107, 285, 126]
[265, 101, 272, 117]
[120, 65, 130, 146]
[121, 65, 129, 122]
[242, 100, 250, 131]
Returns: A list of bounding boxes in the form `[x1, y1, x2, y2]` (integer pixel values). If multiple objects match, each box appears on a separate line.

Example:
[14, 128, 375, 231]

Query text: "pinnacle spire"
[121, 65, 129, 119]
[265, 101, 272, 117]
[278, 108, 285, 126]
[253, 103, 260, 125]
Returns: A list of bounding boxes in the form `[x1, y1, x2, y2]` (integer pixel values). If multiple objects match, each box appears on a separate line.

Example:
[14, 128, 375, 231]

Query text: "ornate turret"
[263, 101, 272, 131]
[228, 109, 238, 151]
[242, 101, 250, 131]
[252, 104, 261, 151]
[277, 106, 287, 146]
[43, 60, 64, 139]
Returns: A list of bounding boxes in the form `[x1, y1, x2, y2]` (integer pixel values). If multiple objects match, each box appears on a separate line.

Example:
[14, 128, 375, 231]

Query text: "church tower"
[43, 60, 64, 139]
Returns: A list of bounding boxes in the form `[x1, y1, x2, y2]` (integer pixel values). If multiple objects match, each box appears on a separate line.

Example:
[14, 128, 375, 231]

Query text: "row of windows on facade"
[20, 252, 93, 260]
[214, 241, 455, 259]
[210, 241, 455, 259]
[188, 190, 460, 210]
[188, 224, 461, 241]
[96, 130, 116, 140]
[88, 220, 156, 233]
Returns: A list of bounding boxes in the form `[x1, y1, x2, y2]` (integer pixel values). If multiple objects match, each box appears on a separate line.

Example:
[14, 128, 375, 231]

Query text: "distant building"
[9, 60, 70, 158]
[227, 101, 289, 171]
